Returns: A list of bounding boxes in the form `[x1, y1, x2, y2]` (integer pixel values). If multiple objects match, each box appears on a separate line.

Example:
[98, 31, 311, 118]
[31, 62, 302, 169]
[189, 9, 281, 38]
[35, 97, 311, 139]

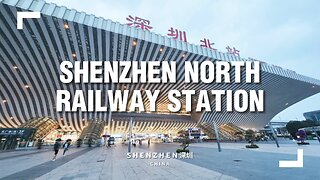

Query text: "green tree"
[286, 120, 319, 138]
[286, 121, 304, 138]
[176, 130, 191, 153]
[180, 136, 191, 151]
[245, 129, 256, 145]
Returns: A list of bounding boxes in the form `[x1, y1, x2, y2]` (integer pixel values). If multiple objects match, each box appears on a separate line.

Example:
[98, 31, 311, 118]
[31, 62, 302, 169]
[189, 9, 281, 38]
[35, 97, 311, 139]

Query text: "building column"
[270, 125, 280, 148]
[128, 117, 133, 153]
[213, 121, 221, 152]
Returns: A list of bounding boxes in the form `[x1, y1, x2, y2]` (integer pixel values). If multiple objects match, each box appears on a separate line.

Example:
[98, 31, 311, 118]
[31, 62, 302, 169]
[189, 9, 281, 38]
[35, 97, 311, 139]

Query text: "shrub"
[176, 148, 190, 153]
[76, 139, 83, 148]
[245, 144, 259, 148]
[297, 142, 310, 145]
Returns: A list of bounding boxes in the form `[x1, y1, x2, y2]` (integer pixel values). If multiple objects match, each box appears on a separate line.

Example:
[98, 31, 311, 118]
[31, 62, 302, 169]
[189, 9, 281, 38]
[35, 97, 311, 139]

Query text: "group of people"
[52, 137, 152, 160]
[52, 138, 72, 161]
[131, 139, 151, 147]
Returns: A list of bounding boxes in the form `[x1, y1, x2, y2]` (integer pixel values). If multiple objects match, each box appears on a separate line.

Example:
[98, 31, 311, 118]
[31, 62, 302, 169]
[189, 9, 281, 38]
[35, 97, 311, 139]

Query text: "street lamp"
[128, 117, 133, 153]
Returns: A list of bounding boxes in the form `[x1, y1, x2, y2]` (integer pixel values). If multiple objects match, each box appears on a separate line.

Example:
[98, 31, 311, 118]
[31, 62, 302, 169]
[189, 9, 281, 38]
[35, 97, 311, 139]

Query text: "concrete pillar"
[270, 125, 280, 148]
[213, 121, 221, 152]
[128, 117, 133, 153]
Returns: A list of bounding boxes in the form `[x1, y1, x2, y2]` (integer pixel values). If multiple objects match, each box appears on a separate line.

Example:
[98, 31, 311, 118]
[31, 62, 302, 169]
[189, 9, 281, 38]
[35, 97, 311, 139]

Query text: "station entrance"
[0, 128, 36, 150]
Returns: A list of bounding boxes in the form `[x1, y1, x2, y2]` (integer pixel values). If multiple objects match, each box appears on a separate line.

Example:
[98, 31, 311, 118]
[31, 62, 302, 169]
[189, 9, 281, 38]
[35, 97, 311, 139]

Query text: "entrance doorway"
[0, 128, 36, 150]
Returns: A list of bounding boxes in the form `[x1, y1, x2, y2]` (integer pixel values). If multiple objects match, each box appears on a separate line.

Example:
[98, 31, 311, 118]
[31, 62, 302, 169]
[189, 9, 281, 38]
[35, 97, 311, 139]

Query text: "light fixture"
[132, 41, 137, 46]
[25, 85, 29, 88]
[3, 100, 7, 103]
[285, 103, 289, 106]
[10, 117, 13, 119]
[13, 65, 18, 69]
[182, 54, 186, 58]
[72, 53, 76, 58]
[160, 48, 163, 52]
[64, 23, 69, 29]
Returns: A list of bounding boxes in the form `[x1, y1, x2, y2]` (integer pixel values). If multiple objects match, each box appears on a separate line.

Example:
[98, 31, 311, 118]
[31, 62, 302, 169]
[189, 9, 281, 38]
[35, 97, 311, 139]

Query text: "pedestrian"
[37, 139, 43, 149]
[52, 138, 62, 161]
[148, 138, 151, 146]
[88, 138, 93, 147]
[63, 139, 72, 155]
[107, 138, 111, 148]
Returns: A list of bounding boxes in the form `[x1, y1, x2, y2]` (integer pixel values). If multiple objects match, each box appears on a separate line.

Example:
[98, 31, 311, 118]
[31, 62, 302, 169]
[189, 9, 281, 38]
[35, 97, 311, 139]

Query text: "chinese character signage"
[200, 38, 216, 50]
[167, 27, 187, 42]
[125, 15, 243, 57]
[226, 46, 240, 56]
[126, 15, 153, 31]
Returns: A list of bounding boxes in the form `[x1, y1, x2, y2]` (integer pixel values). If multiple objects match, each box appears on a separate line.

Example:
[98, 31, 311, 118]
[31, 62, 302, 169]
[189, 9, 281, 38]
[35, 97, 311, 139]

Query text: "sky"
[47, 0, 320, 122]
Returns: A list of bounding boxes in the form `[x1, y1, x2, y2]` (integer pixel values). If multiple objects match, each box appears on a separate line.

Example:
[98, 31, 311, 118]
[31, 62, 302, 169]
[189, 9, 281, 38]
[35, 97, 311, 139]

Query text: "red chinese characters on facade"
[124, 15, 242, 54]
[226, 46, 240, 56]
[200, 38, 216, 50]
[126, 15, 153, 31]
[167, 27, 187, 42]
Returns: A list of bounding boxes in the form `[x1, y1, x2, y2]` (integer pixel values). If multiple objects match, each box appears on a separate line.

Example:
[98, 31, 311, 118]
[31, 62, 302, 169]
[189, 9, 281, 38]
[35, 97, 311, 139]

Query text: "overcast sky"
[47, 0, 320, 122]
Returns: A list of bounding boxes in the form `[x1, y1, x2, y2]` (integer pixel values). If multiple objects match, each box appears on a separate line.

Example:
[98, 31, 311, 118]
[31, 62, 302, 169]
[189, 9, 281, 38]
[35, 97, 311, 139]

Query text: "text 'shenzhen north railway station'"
[1, 0, 320, 149]
[58, 60, 260, 84]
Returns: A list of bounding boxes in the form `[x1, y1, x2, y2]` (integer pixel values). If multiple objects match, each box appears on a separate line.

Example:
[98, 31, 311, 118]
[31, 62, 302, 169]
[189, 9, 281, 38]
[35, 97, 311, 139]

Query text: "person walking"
[63, 139, 72, 156]
[107, 138, 111, 148]
[88, 138, 93, 147]
[52, 138, 62, 161]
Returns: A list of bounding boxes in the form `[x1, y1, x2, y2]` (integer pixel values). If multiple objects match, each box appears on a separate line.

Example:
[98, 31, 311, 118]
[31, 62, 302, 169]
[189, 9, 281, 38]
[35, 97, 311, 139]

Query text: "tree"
[286, 120, 319, 138]
[245, 129, 259, 148]
[180, 136, 191, 151]
[176, 130, 191, 153]
[76, 139, 83, 148]
[286, 121, 304, 138]
[245, 129, 256, 145]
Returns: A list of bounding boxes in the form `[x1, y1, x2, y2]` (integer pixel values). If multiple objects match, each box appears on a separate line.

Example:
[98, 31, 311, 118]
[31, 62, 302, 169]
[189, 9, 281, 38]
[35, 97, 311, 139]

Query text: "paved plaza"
[0, 141, 319, 180]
